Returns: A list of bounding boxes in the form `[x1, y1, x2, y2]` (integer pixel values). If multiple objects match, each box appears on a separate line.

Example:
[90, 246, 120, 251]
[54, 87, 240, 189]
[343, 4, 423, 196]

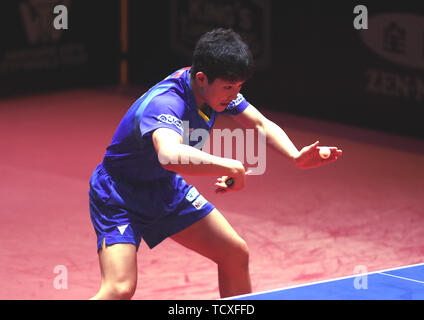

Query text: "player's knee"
[222, 237, 250, 268]
[108, 281, 136, 300]
[235, 238, 250, 266]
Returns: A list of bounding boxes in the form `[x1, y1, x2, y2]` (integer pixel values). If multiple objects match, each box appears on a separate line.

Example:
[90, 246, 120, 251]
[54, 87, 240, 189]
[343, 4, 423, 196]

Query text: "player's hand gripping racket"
[215, 170, 251, 193]
[225, 177, 234, 187]
[215, 176, 235, 193]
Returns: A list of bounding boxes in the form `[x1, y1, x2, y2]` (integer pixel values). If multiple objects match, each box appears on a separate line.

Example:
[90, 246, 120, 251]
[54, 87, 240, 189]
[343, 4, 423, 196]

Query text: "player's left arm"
[231, 104, 342, 169]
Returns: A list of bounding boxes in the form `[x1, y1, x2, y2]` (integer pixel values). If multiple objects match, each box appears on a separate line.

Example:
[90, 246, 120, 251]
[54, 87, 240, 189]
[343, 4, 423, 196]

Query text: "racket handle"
[225, 177, 234, 187]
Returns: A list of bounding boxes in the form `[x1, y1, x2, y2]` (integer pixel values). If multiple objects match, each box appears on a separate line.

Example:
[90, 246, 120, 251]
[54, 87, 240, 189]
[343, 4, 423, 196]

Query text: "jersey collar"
[184, 69, 216, 126]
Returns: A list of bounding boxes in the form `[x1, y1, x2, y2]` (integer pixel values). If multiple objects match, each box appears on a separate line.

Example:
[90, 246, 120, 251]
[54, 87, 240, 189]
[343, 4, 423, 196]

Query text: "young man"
[89, 28, 342, 300]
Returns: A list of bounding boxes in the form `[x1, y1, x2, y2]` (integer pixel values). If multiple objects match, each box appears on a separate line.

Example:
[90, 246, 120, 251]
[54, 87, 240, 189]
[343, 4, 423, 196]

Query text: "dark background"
[1, 0, 423, 139]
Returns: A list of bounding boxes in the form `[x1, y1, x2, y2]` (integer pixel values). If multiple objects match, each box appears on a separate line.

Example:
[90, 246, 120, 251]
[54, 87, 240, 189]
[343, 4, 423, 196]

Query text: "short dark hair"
[190, 28, 254, 83]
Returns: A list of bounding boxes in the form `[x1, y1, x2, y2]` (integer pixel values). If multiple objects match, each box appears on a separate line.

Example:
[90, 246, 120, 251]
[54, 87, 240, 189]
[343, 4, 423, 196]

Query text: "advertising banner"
[0, 0, 120, 97]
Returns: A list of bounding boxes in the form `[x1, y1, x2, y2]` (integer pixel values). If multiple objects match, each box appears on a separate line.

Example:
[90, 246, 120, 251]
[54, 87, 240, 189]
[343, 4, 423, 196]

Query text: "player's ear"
[195, 72, 208, 87]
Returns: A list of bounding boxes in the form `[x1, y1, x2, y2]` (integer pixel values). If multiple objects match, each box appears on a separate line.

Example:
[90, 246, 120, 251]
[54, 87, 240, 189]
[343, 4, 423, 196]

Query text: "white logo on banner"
[19, 0, 71, 44]
[360, 13, 424, 69]
[359, 13, 424, 102]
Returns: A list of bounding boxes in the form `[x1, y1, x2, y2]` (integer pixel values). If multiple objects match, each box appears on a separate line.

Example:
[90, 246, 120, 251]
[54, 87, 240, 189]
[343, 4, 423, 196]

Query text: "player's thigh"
[98, 241, 138, 285]
[171, 208, 248, 264]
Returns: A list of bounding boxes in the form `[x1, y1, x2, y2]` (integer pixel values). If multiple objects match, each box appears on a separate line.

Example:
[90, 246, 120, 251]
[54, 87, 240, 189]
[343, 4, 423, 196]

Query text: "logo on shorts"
[117, 224, 129, 235]
[185, 187, 200, 202]
[192, 195, 207, 210]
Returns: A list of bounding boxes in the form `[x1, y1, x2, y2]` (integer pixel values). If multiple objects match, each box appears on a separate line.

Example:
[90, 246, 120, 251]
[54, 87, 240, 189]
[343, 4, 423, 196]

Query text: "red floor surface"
[1, 88, 423, 299]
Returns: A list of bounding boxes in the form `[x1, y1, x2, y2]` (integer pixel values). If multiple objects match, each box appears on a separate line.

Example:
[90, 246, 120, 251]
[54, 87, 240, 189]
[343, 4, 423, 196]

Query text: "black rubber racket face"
[225, 177, 234, 187]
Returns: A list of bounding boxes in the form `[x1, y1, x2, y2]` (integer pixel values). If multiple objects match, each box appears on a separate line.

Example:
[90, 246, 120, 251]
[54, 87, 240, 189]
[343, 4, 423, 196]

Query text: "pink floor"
[1, 88, 423, 300]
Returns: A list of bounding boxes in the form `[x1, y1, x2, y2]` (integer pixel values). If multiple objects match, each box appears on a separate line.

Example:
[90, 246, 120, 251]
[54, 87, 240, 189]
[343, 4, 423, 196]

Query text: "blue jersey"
[89, 67, 250, 250]
[102, 67, 249, 183]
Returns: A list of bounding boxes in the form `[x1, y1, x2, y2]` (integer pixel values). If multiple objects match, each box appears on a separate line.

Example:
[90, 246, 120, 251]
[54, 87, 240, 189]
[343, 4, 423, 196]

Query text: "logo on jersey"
[157, 114, 183, 130]
[225, 93, 245, 112]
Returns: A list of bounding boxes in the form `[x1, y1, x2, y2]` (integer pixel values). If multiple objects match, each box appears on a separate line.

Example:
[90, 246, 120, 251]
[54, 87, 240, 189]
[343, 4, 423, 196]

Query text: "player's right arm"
[152, 127, 247, 190]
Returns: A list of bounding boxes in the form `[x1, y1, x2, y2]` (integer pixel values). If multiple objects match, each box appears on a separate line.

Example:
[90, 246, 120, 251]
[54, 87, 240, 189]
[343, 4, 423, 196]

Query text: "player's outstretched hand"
[294, 141, 342, 169]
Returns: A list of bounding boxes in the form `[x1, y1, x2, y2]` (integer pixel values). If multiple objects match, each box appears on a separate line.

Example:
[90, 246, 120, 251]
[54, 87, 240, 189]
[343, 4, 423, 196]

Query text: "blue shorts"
[89, 164, 215, 251]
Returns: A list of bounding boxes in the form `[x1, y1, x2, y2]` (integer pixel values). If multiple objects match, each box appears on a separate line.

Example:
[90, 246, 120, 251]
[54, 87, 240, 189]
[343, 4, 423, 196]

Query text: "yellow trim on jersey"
[198, 109, 210, 122]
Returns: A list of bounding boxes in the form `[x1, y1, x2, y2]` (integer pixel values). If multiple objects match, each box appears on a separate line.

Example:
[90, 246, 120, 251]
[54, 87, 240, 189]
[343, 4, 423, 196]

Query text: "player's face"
[193, 72, 244, 112]
[204, 78, 244, 112]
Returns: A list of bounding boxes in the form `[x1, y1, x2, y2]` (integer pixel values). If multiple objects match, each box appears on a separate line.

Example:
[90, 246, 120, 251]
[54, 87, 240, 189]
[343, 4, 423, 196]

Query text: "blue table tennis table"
[228, 263, 424, 300]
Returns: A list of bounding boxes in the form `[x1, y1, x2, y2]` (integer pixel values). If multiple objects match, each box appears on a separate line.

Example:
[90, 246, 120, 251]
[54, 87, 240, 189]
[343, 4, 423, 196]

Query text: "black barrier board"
[127, 1, 424, 139]
[0, 0, 120, 97]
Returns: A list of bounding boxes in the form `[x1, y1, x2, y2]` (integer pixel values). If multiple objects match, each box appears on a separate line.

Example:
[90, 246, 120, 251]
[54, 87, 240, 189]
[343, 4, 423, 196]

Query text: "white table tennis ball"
[319, 147, 331, 159]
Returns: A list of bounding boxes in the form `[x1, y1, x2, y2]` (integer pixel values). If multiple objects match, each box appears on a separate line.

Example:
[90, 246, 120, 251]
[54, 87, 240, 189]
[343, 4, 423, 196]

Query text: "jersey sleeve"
[221, 93, 249, 115]
[138, 94, 185, 137]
